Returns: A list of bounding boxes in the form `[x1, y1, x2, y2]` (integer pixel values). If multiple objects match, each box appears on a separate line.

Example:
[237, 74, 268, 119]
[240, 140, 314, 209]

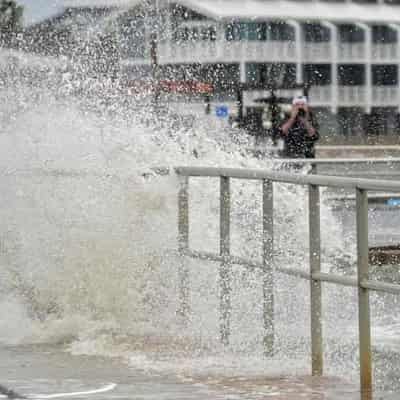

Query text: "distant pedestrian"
[279, 96, 319, 158]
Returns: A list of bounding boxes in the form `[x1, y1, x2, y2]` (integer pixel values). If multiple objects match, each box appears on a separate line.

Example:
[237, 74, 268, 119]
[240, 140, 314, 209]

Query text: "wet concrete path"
[0, 345, 397, 400]
[0, 345, 228, 400]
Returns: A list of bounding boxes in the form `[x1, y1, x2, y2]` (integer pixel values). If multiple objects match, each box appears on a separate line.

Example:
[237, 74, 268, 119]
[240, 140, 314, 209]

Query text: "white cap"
[292, 95, 308, 105]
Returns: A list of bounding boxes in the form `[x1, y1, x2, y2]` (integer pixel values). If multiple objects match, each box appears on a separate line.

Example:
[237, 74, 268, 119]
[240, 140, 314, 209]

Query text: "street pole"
[149, 0, 160, 109]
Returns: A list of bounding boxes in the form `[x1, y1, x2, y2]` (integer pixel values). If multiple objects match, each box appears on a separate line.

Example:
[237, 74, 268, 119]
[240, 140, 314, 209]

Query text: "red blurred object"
[125, 80, 213, 94]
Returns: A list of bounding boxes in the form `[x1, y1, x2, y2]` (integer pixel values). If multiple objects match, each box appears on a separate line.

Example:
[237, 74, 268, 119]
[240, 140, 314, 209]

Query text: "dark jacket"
[279, 114, 319, 158]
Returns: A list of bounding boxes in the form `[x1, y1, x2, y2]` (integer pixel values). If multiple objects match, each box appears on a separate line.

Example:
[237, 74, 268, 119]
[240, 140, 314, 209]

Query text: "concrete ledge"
[316, 145, 400, 159]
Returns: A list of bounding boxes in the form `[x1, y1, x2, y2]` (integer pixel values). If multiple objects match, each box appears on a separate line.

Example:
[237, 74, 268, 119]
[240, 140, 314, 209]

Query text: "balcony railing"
[159, 40, 298, 63]
[309, 85, 332, 104]
[338, 43, 366, 61]
[372, 86, 398, 106]
[159, 41, 377, 64]
[338, 85, 366, 105]
[140, 39, 400, 67]
[372, 43, 398, 61]
[303, 42, 331, 62]
[159, 41, 219, 63]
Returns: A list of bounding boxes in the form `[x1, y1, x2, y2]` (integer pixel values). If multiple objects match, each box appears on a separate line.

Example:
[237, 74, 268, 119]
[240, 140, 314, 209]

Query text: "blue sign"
[387, 198, 400, 207]
[216, 105, 229, 118]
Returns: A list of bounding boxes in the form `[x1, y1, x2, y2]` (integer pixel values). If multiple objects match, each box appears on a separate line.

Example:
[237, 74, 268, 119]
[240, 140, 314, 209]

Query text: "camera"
[298, 108, 306, 118]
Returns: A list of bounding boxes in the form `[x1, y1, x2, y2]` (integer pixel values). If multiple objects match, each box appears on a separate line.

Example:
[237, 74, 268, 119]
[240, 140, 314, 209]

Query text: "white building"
[46, 0, 400, 134]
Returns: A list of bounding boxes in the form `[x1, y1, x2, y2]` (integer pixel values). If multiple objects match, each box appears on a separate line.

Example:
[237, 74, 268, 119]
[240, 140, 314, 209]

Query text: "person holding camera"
[279, 96, 319, 158]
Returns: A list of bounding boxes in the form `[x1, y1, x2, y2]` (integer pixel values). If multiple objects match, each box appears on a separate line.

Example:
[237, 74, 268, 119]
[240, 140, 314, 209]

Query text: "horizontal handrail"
[174, 164, 400, 397]
[175, 166, 400, 192]
[183, 248, 400, 295]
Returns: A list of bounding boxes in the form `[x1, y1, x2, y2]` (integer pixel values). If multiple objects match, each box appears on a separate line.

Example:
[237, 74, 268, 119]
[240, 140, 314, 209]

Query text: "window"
[304, 23, 330, 42]
[372, 25, 397, 44]
[338, 107, 364, 136]
[266, 22, 295, 41]
[247, 22, 267, 41]
[225, 21, 294, 41]
[303, 64, 331, 85]
[246, 63, 297, 89]
[372, 65, 398, 85]
[338, 64, 365, 85]
[225, 22, 248, 41]
[365, 107, 398, 136]
[339, 24, 364, 43]
[173, 25, 216, 42]
[200, 26, 216, 41]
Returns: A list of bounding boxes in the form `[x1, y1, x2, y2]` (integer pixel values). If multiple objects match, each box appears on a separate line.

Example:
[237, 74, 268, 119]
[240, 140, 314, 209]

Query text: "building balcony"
[310, 86, 399, 107]
[303, 43, 331, 62]
[159, 40, 298, 64]
[372, 86, 398, 105]
[338, 85, 366, 105]
[372, 43, 398, 62]
[293, 85, 398, 107]
[309, 85, 332, 104]
[338, 43, 366, 61]
[144, 41, 400, 65]
[306, 42, 400, 64]
[160, 41, 219, 63]
[222, 41, 297, 62]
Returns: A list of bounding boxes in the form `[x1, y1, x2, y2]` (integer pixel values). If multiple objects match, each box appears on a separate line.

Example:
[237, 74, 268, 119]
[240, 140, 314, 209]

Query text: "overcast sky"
[17, 0, 64, 25]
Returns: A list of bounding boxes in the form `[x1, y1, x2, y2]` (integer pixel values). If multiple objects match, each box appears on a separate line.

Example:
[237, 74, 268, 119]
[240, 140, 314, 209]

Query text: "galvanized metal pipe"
[262, 179, 274, 356]
[173, 165, 400, 396]
[356, 188, 373, 396]
[175, 166, 400, 192]
[177, 175, 190, 319]
[276, 266, 310, 280]
[220, 176, 231, 345]
[309, 184, 323, 376]
[183, 248, 262, 270]
[361, 279, 400, 295]
[183, 247, 400, 298]
[313, 272, 357, 288]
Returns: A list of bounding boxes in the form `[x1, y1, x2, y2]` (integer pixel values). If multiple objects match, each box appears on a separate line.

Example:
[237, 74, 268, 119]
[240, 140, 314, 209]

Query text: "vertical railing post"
[309, 184, 323, 376]
[356, 188, 373, 397]
[220, 176, 231, 345]
[262, 179, 274, 356]
[309, 161, 317, 175]
[177, 175, 190, 319]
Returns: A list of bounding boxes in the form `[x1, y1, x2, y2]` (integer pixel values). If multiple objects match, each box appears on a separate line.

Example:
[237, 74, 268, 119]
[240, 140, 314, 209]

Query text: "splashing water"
[0, 54, 399, 395]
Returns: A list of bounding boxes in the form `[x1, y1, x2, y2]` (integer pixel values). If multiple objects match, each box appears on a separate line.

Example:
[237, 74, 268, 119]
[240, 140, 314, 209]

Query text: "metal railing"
[154, 158, 400, 180]
[174, 165, 400, 397]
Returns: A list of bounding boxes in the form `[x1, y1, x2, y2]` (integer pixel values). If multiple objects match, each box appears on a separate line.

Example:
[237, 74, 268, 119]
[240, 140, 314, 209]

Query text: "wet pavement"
[1, 345, 398, 400]
[0, 344, 225, 400]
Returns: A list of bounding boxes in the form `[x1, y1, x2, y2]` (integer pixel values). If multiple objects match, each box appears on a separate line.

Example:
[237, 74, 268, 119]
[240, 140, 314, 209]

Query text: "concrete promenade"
[1, 344, 396, 400]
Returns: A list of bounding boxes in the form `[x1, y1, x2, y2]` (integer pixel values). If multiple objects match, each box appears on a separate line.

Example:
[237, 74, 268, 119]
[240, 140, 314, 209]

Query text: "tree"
[0, 0, 23, 47]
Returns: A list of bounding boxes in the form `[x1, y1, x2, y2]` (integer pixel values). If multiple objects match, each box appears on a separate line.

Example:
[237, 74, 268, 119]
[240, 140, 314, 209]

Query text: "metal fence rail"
[174, 165, 400, 398]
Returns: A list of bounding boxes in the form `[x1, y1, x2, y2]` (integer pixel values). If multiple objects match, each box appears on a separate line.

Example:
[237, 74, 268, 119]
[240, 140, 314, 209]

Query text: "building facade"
[30, 0, 400, 136]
